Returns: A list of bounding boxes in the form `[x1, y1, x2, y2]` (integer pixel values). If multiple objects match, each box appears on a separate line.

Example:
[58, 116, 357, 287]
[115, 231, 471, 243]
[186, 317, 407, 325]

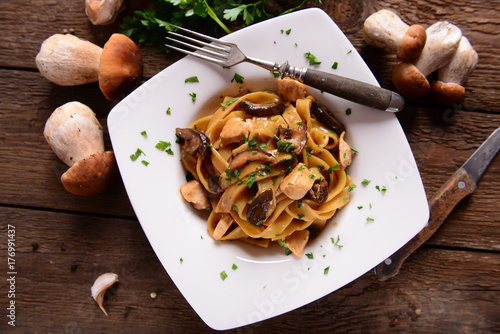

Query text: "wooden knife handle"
[374, 168, 477, 281]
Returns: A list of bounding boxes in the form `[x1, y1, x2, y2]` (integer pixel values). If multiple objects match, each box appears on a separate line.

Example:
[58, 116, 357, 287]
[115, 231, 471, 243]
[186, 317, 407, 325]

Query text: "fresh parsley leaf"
[220, 270, 228, 281]
[155, 140, 171, 151]
[332, 61, 338, 69]
[305, 253, 314, 259]
[221, 97, 238, 106]
[231, 73, 244, 84]
[130, 148, 145, 161]
[141, 130, 148, 138]
[189, 92, 197, 102]
[345, 108, 352, 115]
[361, 179, 371, 185]
[232, 264, 238, 270]
[279, 239, 292, 256]
[324, 266, 330, 275]
[304, 52, 321, 66]
[185, 76, 199, 83]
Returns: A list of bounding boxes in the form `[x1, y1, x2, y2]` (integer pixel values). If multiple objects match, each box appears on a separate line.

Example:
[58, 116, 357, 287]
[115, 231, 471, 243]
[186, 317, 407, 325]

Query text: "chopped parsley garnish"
[328, 164, 341, 173]
[185, 76, 199, 83]
[232, 205, 238, 212]
[274, 135, 295, 153]
[130, 148, 145, 161]
[345, 108, 352, 115]
[271, 71, 280, 78]
[331, 235, 343, 248]
[180, 258, 183, 264]
[347, 49, 353, 54]
[220, 270, 228, 281]
[247, 137, 257, 147]
[166, 107, 171, 115]
[140, 130, 148, 138]
[155, 140, 171, 151]
[283, 28, 291, 35]
[304, 52, 321, 66]
[297, 199, 302, 208]
[189, 92, 197, 102]
[357, 206, 363, 210]
[141, 160, 149, 166]
[305, 253, 314, 259]
[232, 264, 238, 270]
[361, 179, 371, 185]
[324, 266, 330, 275]
[348, 183, 356, 192]
[332, 61, 338, 69]
[221, 97, 239, 107]
[298, 214, 305, 219]
[278, 239, 292, 256]
[231, 73, 244, 84]
[366, 217, 375, 222]
[376, 185, 387, 193]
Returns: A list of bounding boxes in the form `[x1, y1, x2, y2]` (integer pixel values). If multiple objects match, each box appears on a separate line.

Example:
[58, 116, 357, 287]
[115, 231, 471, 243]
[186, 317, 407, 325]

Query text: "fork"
[165, 25, 404, 112]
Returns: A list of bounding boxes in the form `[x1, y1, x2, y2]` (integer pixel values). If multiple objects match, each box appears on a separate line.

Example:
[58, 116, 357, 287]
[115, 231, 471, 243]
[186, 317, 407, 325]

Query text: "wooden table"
[1, 0, 499, 332]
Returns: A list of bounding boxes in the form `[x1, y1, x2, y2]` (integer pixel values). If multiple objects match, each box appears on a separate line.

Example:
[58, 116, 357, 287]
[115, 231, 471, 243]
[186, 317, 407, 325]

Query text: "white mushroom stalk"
[91, 273, 119, 316]
[85, 0, 125, 25]
[35, 34, 102, 86]
[430, 36, 478, 105]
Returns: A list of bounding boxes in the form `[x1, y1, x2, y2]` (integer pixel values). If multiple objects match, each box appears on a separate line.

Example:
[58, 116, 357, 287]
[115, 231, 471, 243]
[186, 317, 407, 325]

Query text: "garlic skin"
[91, 273, 119, 316]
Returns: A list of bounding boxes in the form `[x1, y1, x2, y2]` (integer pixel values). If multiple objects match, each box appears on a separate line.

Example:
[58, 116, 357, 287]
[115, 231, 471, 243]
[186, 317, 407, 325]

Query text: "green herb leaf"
[278, 239, 292, 256]
[324, 266, 330, 275]
[332, 61, 338, 69]
[130, 148, 145, 161]
[231, 73, 244, 84]
[189, 92, 197, 102]
[304, 52, 321, 66]
[155, 140, 171, 151]
[220, 270, 228, 281]
[232, 263, 238, 270]
[305, 253, 314, 259]
[221, 97, 239, 107]
[141, 130, 148, 138]
[185, 76, 199, 83]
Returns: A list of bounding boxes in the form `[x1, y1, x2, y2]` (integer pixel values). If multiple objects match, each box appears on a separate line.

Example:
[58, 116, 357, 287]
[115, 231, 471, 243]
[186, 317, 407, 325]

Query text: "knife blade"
[374, 127, 500, 281]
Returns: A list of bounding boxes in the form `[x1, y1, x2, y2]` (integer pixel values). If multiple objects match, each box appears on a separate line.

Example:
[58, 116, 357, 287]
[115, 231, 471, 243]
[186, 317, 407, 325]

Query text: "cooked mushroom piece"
[308, 178, 329, 204]
[277, 125, 307, 154]
[180, 180, 210, 210]
[207, 172, 223, 194]
[239, 101, 287, 117]
[277, 78, 307, 101]
[285, 229, 310, 257]
[175, 128, 211, 160]
[310, 102, 345, 134]
[227, 148, 278, 171]
[247, 189, 275, 225]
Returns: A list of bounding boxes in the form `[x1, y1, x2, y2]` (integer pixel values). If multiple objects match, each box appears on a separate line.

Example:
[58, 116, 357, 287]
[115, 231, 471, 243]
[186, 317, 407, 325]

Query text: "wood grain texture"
[0, 0, 499, 332]
[0, 207, 499, 333]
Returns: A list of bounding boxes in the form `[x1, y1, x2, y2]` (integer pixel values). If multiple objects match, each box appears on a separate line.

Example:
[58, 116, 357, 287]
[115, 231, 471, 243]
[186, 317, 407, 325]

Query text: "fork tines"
[165, 24, 230, 66]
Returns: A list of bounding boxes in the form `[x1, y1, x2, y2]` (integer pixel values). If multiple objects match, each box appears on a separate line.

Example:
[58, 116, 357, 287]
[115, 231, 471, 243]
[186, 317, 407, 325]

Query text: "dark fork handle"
[302, 69, 405, 112]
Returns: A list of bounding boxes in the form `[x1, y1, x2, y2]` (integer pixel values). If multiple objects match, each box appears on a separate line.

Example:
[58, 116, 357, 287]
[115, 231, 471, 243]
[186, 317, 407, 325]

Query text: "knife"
[374, 127, 500, 281]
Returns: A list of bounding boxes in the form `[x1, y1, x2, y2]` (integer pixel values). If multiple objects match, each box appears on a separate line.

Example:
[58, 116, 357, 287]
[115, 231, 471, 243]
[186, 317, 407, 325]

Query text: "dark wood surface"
[1, 0, 499, 332]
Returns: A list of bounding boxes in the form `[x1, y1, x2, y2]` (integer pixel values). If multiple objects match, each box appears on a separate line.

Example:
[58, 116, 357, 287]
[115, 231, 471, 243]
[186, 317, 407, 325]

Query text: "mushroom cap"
[392, 62, 430, 98]
[430, 81, 465, 106]
[35, 34, 102, 86]
[44, 101, 104, 167]
[397, 24, 427, 61]
[85, 0, 124, 25]
[99, 33, 143, 102]
[61, 151, 117, 196]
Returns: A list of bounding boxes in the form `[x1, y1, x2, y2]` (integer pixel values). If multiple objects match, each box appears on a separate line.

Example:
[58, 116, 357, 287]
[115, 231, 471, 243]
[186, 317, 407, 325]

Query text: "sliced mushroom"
[308, 178, 329, 204]
[227, 148, 278, 171]
[338, 132, 352, 169]
[310, 102, 345, 134]
[207, 172, 223, 194]
[239, 101, 287, 117]
[285, 229, 310, 257]
[213, 213, 234, 240]
[175, 128, 211, 160]
[180, 180, 210, 210]
[246, 189, 275, 225]
[277, 124, 307, 154]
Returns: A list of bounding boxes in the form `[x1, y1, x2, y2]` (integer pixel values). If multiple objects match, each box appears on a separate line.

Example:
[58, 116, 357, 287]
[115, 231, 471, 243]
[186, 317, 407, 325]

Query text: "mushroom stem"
[430, 36, 478, 105]
[35, 34, 102, 86]
[85, 0, 125, 25]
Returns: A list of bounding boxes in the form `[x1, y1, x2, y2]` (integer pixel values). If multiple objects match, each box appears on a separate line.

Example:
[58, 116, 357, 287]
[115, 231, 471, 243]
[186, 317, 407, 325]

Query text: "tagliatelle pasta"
[176, 78, 354, 257]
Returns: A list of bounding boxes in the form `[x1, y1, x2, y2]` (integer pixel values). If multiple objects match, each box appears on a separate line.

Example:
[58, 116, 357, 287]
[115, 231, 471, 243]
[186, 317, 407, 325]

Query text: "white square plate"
[108, 8, 429, 330]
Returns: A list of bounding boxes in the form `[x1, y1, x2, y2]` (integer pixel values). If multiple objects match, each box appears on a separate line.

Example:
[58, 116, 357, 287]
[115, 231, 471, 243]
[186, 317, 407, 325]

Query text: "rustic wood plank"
[0, 0, 499, 111]
[1, 206, 498, 332]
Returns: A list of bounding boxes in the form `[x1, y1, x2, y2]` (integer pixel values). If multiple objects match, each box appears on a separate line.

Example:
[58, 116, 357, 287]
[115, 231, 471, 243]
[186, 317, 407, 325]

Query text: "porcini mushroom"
[44, 101, 116, 195]
[35, 34, 103, 86]
[430, 36, 478, 106]
[85, 0, 125, 25]
[392, 21, 462, 98]
[35, 33, 143, 102]
[363, 9, 427, 61]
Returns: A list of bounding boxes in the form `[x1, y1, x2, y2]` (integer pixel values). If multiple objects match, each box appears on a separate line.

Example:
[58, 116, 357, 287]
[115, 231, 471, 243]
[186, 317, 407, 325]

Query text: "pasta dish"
[176, 78, 354, 257]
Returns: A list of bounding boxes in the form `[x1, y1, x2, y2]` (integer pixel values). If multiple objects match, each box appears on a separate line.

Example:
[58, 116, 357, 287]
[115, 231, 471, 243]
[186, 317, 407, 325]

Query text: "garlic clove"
[91, 273, 118, 316]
